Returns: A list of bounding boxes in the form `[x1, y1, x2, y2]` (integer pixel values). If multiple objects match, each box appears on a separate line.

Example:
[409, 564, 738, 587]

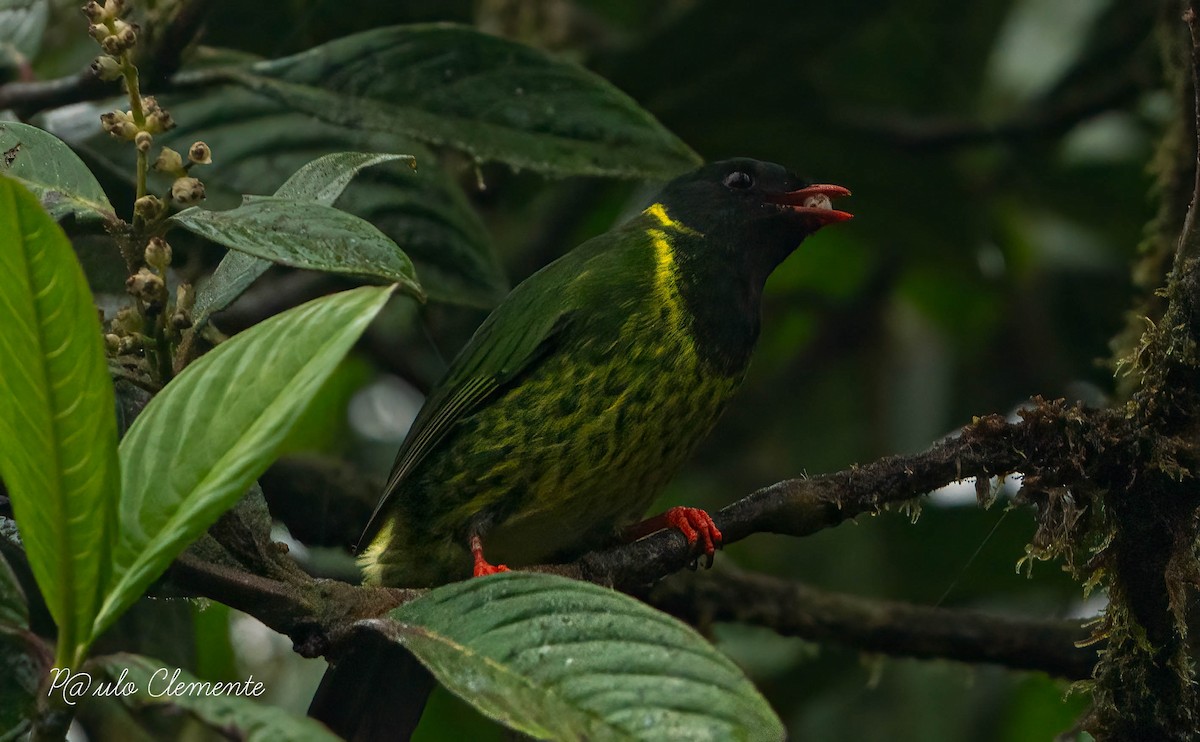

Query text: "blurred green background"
[21, 0, 1164, 738]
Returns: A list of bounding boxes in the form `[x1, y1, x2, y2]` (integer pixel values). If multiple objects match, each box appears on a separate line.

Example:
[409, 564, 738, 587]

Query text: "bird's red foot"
[470, 534, 510, 577]
[623, 507, 723, 567]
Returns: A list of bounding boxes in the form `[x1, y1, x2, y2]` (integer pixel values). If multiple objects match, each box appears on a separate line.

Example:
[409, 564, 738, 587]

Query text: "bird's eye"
[723, 171, 753, 190]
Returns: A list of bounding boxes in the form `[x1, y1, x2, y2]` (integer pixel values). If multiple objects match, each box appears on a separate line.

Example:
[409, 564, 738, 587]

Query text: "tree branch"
[1180, 3, 1200, 262]
[1080, 6, 1200, 736]
[644, 568, 1097, 680]
[165, 397, 1125, 681]
[835, 57, 1147, 152]
[542, 400, 1124, 591]
[0, 72, 109, 119]
[0, 0, 211, 118]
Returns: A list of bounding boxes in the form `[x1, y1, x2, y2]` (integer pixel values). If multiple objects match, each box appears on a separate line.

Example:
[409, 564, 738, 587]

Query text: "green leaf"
[190, 249, 270, 329]
[0, 551, 27, 629]
[192, 152, 416, 326]
[177, 24, 701, 179]
[0, 0, 48, 59]
[0, 121, 115, 224]
[379, 572, 784, 741]
[94, 654, 340, 741]
[93, 284, 393, 641]
[56, 89, 506, 307]
[171, 195, 423, 299]
[274, 151, 415, 203]
[0, 626, 46, 740]
[0, 176, 120, 668]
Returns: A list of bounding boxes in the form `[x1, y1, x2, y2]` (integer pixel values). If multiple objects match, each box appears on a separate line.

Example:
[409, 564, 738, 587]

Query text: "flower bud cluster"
[144, 236, 171, 271]
[153, 146, 183, 175]
[171, 177, 205, 205]
[188, 141, 212, 165]
[126, 267, 167, 310]
[141, 96, 174, 134]
[83, 1, 136, 56]
[99, 97, 174, 142]
[99, 110, 137, 140]
[134, 194, 163, 220]
[153, 140, 212, 205]
[82, 0, 125, 23]
[90, 54, 121, 80]
[104, 305, 144, 357]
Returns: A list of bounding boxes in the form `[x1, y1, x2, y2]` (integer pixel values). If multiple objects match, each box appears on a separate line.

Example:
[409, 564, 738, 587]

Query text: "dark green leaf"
[274, 151, 416, 203]
[177, 24, 701, 179]
[0, 121, 115, 224]
[191, 249, 270, 328]
[379, 572, 784, 741]
[171, 195, 423, 299]
[0, 0, 48, 59]
[0, 176, 120, 668]
[0, 551, 26, 629]
[55, 88, 506, 307]
[193, 152, 416, 325]
[93, 285, 393, 640]
[94, 654, 340, 741]
[0, 626, 46, 740]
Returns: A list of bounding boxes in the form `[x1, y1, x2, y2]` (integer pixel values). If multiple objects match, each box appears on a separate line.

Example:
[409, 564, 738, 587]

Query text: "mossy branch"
[1078, 3, 1200, 738]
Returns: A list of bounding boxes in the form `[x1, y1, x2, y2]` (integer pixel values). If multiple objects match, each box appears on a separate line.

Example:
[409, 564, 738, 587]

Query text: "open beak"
[765, 184, 853, 225]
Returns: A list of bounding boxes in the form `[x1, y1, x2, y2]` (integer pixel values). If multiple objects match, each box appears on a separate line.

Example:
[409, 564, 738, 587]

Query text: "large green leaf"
[377, 572, 784, 741]
[192, 152, 415, 326]
[171, 195, 423, 298]
[0, 121, 115, 224]
[176, 24, 701, 180]
[0, 176, 120, 668]
[93, 284, 393, 640]
[94, 654, 340, 741]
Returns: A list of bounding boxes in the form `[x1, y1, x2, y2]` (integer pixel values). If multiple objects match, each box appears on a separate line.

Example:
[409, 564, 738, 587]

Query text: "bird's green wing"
[355, 262, 584, 551]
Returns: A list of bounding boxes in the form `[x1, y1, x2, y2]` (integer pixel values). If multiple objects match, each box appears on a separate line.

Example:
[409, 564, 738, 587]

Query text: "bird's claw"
[473, 561, 510, 578]
[663, 506, 722, 567]
[470, 533, 510, 577]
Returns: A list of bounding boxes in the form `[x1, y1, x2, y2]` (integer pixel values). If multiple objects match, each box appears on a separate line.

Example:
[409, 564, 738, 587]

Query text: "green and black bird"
[310, 158, 850, 739]
[358, 157, 851, 587]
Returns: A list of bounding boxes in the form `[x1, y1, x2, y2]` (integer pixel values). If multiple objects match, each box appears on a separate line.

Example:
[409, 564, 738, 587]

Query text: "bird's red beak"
[765, 184, 853, 225]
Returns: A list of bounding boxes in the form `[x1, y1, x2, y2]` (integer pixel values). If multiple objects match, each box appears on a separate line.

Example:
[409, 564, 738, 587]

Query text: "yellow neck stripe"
[644, 203, 702, 236]
[648, 227, 690, 344]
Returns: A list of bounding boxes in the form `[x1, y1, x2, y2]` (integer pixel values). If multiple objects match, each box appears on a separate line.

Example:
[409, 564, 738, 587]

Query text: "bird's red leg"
[622, 507, 723, 566]
[469, 534, 510, 577]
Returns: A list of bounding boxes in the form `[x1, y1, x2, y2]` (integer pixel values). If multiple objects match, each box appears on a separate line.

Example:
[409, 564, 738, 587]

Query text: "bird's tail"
[308, 631, 436, 742]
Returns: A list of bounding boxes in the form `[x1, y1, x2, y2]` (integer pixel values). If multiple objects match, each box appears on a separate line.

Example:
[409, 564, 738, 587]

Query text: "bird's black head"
[654, 158, 851, 278]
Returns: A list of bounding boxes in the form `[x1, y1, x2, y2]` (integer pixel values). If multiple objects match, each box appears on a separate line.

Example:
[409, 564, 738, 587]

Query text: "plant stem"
[52, 639, 72, 676]
[121, 57, 144, 127]
[123, 60, 147, 213]
[114, 37, 148, 229]
[154, 313, 173, 383]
